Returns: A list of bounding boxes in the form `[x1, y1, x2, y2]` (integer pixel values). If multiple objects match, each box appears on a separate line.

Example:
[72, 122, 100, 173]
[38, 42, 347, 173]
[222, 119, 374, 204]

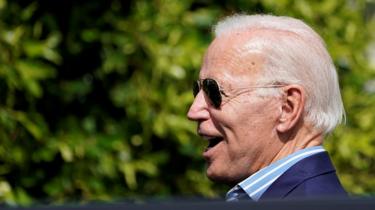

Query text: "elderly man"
[187, 14, 347, 201]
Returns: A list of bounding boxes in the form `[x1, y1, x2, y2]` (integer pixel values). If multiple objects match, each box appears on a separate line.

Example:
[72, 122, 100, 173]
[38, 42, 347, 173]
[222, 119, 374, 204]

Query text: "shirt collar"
[226, 146, 325, 201]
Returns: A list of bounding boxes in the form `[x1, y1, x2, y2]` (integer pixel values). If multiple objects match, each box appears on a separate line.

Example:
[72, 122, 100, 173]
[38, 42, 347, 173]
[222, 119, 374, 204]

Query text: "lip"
[199, 134, 224, 159]
[203, 140, 223, 161]
[199, 134, 220, 141]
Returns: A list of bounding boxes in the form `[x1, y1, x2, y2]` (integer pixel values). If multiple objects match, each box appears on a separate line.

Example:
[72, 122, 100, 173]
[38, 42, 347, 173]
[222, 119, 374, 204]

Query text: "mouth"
[204, 136, 224, 152]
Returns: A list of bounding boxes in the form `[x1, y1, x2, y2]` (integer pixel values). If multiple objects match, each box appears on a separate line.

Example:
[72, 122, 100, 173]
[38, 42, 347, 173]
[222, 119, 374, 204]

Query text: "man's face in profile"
[187, 32, 285, 184]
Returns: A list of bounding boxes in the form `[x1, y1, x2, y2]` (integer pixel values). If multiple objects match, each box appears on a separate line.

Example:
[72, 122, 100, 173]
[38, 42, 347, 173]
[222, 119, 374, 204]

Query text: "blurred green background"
[0, 0, 374, 206]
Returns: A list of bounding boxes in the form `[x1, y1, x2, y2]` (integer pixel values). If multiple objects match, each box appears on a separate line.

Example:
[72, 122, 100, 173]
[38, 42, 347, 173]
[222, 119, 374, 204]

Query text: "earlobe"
[276, 85, 305, 133]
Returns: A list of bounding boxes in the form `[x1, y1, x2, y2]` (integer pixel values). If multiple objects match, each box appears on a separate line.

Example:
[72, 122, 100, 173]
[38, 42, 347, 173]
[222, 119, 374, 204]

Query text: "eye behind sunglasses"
[193, 78, 286, 109]
[193, 79, 222, 108]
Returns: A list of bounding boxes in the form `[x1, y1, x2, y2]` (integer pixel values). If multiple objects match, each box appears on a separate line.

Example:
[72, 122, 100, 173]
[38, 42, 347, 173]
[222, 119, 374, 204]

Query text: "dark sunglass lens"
[203, 79, 222, 108]
[193, 81, 200, 97]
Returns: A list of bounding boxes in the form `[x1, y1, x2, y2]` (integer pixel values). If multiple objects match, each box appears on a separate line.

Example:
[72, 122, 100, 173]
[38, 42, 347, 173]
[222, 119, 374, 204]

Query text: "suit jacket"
[260, 152, 347, 200]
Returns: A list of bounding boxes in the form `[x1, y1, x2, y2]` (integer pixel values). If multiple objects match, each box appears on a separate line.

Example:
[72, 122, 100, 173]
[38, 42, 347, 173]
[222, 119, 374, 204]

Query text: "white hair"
[214, 14, 345, 134]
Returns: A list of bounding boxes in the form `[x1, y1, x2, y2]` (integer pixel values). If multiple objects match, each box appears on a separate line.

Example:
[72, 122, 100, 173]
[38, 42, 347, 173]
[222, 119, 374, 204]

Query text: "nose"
[187, 91, 210, 121]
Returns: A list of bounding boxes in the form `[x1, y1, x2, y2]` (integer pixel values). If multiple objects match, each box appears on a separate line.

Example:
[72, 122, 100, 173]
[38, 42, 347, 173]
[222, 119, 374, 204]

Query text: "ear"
[276, 85, 305, 133]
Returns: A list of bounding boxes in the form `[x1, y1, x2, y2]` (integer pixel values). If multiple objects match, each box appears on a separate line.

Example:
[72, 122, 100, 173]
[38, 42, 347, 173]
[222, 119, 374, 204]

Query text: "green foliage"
[0, 0, 374, 206]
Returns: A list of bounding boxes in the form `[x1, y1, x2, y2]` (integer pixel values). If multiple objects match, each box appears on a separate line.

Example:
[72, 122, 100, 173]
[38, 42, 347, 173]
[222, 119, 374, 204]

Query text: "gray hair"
[214, 14, 345, 134]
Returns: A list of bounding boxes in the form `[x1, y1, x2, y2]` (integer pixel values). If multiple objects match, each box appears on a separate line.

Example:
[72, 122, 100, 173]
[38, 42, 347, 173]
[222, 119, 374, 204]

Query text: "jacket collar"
[259, 152, 336, 200]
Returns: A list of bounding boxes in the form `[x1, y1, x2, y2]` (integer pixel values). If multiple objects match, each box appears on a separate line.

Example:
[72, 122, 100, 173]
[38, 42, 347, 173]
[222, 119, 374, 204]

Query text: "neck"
[270, 123, 324, 164]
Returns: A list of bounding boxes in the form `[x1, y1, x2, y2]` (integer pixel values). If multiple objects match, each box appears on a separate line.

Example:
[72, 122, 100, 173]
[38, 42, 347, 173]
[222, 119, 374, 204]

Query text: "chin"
[206, 168, 238, 185]
[206, 165, 250, 185]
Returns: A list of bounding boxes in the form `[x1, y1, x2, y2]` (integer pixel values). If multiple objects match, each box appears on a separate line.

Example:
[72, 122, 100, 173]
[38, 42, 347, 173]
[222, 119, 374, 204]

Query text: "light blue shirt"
[226, 146, 326, 201]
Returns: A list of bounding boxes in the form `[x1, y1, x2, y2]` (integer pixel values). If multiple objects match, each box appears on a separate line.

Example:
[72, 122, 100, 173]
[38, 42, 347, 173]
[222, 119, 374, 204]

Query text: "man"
[187, 14, 347, 201]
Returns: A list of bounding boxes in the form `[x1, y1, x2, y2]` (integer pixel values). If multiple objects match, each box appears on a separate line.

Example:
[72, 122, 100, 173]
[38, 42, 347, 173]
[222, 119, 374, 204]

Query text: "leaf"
[11, 111, 43, 140]
[120, 163, 137, 190]
[23, 40, 44, 57]
[58, 142, 74, 162]
[15, 60, 56, 83]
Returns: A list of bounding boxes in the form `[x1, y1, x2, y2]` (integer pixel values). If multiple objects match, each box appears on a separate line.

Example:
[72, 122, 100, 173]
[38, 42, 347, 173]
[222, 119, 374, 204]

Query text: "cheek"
[222, 106, 275, 138]
[240, 99, 280, 128]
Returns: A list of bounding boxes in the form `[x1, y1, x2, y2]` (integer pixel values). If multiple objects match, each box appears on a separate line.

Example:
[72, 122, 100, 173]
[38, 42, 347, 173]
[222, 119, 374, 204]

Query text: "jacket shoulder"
[260, 152, 347, 200]
[286, 171, 347, 198]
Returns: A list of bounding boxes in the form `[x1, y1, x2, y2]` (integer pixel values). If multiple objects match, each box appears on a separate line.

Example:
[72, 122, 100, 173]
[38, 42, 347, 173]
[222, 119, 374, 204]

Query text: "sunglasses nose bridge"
[193, 80, 201, 97]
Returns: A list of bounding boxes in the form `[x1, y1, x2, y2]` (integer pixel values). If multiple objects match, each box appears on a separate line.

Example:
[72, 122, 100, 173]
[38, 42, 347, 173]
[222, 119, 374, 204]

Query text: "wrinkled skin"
[187, 31, 286, 184]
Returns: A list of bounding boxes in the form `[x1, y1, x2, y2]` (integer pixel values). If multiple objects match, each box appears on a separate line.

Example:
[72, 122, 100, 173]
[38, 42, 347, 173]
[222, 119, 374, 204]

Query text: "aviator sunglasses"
[193, 78, 285, 108]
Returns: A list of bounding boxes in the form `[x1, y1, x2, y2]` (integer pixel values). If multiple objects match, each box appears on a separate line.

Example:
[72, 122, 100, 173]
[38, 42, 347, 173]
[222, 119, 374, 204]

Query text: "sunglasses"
[193, 79, 223, 108]
[193, 78, 285, 108]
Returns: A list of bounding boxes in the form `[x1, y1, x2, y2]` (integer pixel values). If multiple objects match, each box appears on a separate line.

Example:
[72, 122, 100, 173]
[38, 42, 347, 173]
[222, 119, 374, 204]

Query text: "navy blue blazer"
[260, 152, 347, 200]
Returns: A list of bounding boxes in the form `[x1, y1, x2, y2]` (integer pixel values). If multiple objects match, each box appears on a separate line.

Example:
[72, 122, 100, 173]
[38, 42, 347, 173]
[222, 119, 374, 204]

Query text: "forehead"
[199, 31, 265, 86]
